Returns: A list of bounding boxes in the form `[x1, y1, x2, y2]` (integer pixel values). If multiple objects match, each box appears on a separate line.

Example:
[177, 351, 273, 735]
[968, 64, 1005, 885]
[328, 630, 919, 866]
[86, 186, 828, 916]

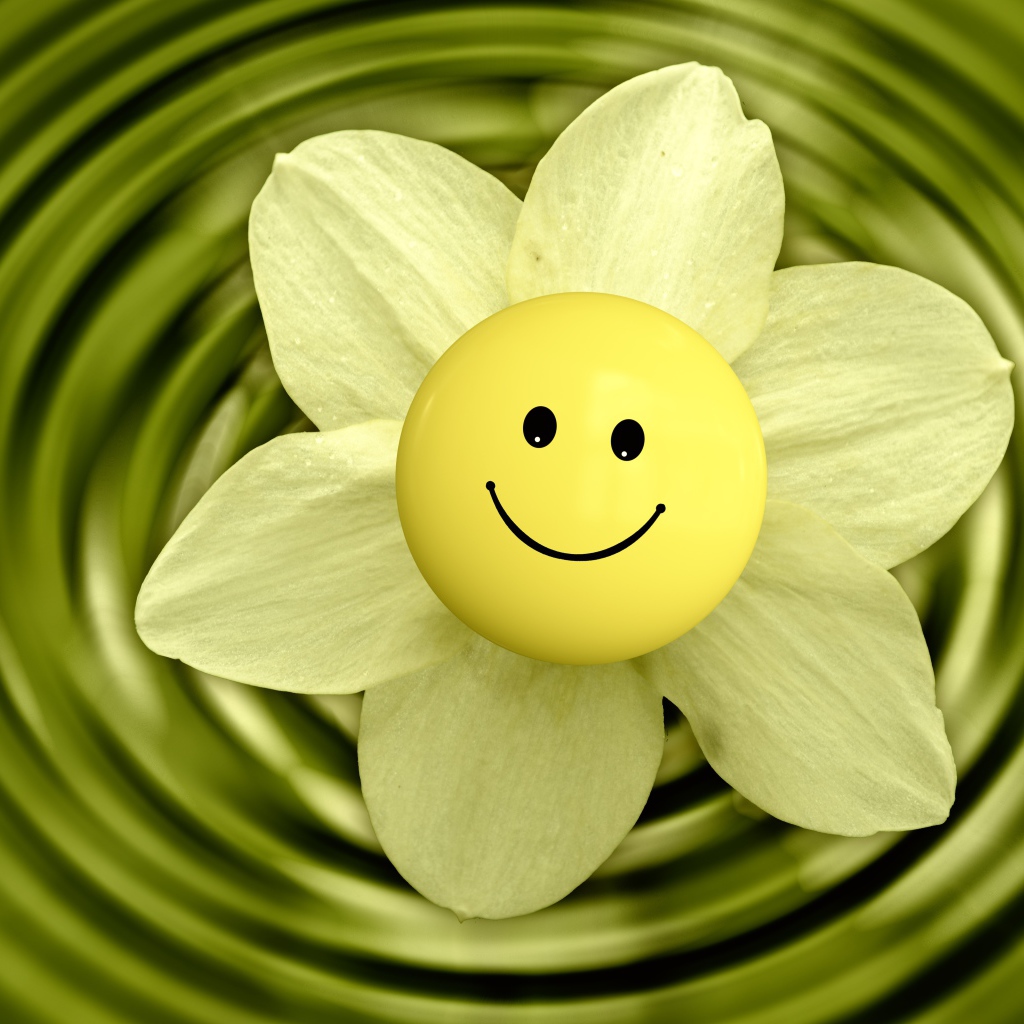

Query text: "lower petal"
[358, 639, 664, 919]
[640, 500, 955, 836]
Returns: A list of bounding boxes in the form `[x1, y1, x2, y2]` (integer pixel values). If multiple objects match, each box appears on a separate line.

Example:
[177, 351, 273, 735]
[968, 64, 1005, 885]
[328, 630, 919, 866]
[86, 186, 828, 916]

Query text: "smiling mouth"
[485, 481, 666, 562]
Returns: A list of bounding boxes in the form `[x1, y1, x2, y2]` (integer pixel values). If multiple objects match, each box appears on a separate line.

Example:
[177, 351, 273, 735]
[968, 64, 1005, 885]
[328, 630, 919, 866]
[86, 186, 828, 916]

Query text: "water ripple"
[1, 1, 1022, 1020]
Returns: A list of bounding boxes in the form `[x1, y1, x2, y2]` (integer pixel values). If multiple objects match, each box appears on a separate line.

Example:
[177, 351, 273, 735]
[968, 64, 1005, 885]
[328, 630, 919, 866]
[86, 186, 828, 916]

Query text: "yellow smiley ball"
[396, 292, 766, 665]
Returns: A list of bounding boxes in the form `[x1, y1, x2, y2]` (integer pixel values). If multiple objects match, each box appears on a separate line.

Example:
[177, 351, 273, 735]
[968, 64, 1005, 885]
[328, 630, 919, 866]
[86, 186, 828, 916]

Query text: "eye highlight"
[523, 406, 556, 448]
[611, 419, 645, 461]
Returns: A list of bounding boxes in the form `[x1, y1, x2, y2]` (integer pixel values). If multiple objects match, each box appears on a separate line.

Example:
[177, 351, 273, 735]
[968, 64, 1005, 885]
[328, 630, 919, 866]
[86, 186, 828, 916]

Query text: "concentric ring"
[1, 1, 1022, 1021]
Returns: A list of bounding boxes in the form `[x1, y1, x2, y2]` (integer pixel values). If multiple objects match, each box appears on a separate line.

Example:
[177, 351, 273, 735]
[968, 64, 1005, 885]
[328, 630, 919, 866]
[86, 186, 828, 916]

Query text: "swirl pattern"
[1, 1, 1022, 1020]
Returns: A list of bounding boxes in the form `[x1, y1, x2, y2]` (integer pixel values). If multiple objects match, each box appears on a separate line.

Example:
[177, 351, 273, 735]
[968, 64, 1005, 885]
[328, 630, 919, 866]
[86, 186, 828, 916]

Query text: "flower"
[135, 64, 1014, 921]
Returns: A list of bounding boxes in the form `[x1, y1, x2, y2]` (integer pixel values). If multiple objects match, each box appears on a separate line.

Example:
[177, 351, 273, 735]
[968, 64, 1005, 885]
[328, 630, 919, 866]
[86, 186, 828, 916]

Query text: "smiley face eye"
[611, 419, 645, 461]
[523, 406, 557, 448]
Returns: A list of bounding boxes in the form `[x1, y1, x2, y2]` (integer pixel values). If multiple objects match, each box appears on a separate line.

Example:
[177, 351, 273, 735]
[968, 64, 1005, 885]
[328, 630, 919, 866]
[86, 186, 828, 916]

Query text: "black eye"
[611, 419, 644, 461]
[523, 406, 556, 448]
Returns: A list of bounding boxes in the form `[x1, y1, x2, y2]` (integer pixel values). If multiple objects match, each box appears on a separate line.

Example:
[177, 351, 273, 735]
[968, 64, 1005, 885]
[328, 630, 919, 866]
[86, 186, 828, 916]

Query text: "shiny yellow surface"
[397, 292, 766, 663]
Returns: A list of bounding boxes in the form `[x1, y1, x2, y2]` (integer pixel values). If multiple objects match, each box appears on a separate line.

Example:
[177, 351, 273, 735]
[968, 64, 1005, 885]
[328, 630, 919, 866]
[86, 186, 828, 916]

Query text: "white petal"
[136, 422, 470, 693]
[359, 638, 664, 919]
[734, 263, 1014, 567]
[641, 501, 955, 836]
[507, 63, 784, 362]
[250, 131, 521, 429]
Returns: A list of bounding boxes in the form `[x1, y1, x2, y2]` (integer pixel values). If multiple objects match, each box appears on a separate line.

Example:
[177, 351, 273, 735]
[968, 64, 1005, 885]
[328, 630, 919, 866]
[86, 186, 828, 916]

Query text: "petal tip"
[133, 575, 160, 646]
[133, 584, 182, 665]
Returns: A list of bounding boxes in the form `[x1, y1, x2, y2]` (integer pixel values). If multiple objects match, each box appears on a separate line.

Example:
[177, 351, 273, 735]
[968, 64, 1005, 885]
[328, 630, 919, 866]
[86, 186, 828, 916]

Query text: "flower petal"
[734, 262, 1014, 568]
[506, 63, 784, 362]
[641, 500, 955, 836]
[136, 421, 470, 693]
[249, 131, 521, 429]
[359, 639, 664, 919]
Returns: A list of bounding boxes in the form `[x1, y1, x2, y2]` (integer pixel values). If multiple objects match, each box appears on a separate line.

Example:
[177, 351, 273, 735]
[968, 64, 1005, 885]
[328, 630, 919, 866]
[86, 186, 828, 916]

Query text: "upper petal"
[640, 500, 955, 837]
[250, 131, 521, 430]
[359, 638, 664, 919]
[506, 63, 784, 362]
[136, 421, 471, 693]
[734, 262, 1014, 567]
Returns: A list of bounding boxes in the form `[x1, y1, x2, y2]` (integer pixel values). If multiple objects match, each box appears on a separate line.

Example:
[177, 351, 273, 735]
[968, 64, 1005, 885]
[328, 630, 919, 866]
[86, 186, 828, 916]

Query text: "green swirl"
[1, 1, 1022, 1020]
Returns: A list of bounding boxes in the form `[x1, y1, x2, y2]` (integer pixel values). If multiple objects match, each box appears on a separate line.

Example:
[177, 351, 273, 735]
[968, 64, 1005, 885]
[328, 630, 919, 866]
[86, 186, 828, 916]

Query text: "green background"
[2, 0, 1023, 1020]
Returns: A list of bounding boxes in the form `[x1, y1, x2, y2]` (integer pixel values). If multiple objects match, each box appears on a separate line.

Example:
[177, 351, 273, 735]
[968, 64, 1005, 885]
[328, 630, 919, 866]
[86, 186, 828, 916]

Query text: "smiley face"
[396, 292, 766, 664]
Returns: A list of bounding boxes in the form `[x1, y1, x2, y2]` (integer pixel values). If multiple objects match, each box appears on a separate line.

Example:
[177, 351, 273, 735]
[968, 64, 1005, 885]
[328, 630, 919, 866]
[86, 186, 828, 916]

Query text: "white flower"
[135, 64, 1014, 920]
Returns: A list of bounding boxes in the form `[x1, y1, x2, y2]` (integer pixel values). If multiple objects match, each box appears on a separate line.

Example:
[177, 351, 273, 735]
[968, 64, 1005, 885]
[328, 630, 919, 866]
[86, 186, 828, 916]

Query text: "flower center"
[396, 292, 766, 664]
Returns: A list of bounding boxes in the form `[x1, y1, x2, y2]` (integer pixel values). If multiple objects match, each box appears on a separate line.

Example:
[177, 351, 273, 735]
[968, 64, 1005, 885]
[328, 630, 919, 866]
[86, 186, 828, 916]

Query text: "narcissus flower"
[136, 64, 1014, 920]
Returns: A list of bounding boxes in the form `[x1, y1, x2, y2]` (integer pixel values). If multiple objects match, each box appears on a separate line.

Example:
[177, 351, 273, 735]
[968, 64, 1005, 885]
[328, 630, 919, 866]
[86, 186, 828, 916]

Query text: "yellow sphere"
[396, 292, 766, 664]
